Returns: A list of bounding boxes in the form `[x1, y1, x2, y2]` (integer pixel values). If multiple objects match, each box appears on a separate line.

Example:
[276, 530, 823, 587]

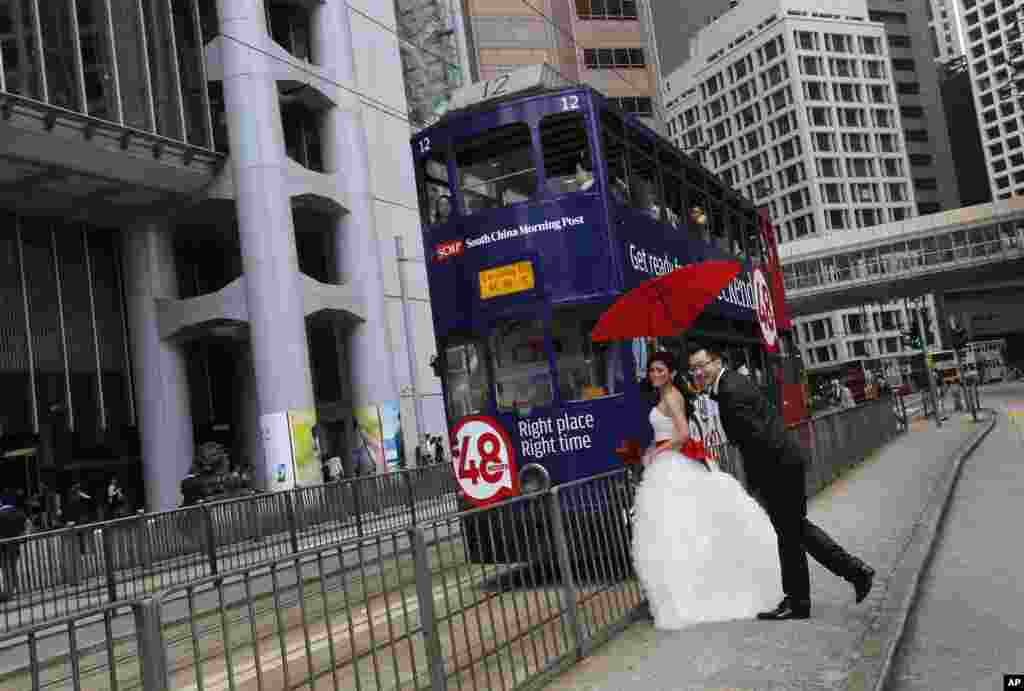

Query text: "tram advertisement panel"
[427, 195, 615, 333]
[449, 395, 641, 506]
[615, 206, 777, 350]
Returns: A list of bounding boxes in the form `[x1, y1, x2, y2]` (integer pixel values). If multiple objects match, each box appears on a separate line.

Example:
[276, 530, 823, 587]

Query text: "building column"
[218, 0, 318, 488]
[122, 223, 194, 512]
[314, 4, 400, 428]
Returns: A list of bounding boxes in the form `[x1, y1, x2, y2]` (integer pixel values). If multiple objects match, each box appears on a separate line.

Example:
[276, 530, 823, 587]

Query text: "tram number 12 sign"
[450, 416, 519, 507]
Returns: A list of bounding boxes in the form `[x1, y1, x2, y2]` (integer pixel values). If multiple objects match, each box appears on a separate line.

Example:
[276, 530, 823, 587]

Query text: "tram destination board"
[479, 261, 535, 300]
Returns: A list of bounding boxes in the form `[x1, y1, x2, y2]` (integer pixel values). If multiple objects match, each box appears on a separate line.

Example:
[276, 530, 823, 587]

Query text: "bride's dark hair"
[648, 350, 698, 419]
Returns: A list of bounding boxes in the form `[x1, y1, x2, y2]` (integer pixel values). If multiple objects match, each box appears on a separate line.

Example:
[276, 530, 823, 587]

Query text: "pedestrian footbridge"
[780, 198, 1024, 318]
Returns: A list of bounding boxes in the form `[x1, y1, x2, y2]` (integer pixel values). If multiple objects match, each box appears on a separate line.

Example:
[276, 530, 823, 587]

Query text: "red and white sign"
[434, 239, 464, 262]
[753, 267, 777, 351]
[450, 416, 519, 507]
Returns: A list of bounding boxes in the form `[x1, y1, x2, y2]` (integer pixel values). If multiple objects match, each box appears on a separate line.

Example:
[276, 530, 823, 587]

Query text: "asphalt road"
[886, 382, 1024, 690]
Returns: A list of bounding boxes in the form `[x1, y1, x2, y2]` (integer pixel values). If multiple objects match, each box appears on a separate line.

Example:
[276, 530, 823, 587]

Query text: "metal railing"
[0, 397, 902, 690]
[0, 464, 458, 633]
[784, 233, 1024, 294]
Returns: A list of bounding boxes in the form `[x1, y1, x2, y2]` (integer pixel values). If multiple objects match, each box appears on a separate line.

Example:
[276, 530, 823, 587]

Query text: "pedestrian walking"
[106, 476, 125, 519]
[688, 344, 875, 620]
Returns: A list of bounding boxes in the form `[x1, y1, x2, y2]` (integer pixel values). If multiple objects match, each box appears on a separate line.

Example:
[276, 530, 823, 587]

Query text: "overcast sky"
[650, 0, 734, 75]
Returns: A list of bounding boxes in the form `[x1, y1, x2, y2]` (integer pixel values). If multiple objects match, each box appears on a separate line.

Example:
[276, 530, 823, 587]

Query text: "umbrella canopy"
[591, 260, 742, 342]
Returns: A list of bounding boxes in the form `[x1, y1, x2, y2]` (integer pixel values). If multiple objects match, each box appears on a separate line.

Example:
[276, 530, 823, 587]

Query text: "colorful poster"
[288, 408, 320, 487]
[259, 412, 295, 492]
[354, 405, 387, 474]
[380, 401, 403, 469]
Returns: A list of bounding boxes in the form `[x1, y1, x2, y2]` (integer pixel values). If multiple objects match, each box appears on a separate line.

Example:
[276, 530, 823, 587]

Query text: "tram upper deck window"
[600, 109, 630, 204]
[541, 112, 595, 195]
[419, 149, 453, 227]
[455, 124, 537, 215]
[552, 306, 623, 401]
[659, 148, 684, 229]
[444, 341, 489, 419]
[489, 319, 554, 414]
[627, 127, 665, 220]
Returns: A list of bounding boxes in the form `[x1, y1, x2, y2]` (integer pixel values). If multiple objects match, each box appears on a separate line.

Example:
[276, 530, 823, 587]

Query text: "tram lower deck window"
[489, 319, 554, 413]
[552, 306, 623, 401]
[456, 124, 537, 215]
[444, 342, 489, 419]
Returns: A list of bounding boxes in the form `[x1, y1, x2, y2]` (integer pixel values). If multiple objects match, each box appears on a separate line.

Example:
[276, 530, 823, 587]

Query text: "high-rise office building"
[394, 0, 475, 128]
[957, 0, 1024, 201]
[662, 0, 953, 379]
[461, 0, 659, 123]
[868, 1, 960, 215]
[927, 0, 965, 60]
[664, 0, 918, 245]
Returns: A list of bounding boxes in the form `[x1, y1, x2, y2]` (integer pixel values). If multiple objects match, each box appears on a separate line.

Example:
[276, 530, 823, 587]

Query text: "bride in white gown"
[630, 351, 781, 630]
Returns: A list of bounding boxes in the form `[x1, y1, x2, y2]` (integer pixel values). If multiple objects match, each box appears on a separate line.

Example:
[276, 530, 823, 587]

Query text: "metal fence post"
[285, 492, 300, 555]
[403, 471, 417, 525]
[352, 479, 364, 537]
[134, 510, 153, 573]
[201, 504, 218, 576]
[410, 526, 447, 691]
[99, 527, 119, 604]
[547, 489, 584, 660]
[134, 599, 169, 691]
[62, 524, 81, 586]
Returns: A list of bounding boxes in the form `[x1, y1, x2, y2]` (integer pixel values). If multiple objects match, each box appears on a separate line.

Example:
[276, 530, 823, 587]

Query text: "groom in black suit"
[688, 344, 874, 620]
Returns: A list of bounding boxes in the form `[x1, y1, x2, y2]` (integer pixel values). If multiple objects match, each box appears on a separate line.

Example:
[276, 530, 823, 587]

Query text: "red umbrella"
[591, 260, 742, 342]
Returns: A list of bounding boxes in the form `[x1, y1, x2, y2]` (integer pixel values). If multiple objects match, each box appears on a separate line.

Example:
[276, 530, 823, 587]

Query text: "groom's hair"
[687, 342, 723, 361]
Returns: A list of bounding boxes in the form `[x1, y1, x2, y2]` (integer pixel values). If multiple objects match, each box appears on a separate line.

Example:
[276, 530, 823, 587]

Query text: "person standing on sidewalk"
[689, 344, 875, 621]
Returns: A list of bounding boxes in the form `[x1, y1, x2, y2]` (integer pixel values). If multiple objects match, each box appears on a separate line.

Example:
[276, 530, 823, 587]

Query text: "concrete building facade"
[462, 0, 659, 123]
[0, 1, 439, 511]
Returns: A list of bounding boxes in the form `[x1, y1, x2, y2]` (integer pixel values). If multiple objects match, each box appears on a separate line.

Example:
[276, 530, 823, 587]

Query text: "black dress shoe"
[852, 562, 875, 604]
[757, 597, 811, 620]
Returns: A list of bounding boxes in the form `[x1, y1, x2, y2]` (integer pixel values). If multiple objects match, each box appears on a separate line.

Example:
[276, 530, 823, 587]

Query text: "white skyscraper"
[662, 0, 935, 381]
[958, 0, 1024, 201]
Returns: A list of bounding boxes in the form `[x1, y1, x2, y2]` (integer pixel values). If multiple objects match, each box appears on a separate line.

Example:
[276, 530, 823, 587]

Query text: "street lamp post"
[915, 300, 942, 428]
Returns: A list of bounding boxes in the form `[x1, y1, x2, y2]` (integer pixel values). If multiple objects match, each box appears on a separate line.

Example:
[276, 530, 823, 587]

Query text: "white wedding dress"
[631, 407, 782, 630]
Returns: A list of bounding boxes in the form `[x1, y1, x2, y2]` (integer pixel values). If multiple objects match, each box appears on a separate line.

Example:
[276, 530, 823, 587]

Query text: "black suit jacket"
[713, 370, 806, 493]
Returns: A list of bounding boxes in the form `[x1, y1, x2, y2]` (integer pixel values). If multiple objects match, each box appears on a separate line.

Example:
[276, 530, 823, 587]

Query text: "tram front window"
[541, 112, 594, 195]
[489, 319, 554, 414]
[552, 306, 622, 401]
[419, 150, 453, 227]
[445, 341, 489, 419]
[456, 123, 537, 215]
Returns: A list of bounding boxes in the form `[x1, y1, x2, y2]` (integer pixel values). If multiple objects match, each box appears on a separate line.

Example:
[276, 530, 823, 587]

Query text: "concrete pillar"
[217, 0, 318, 489]
[314, 4, 400, 419]
[122, 224, 194, 512]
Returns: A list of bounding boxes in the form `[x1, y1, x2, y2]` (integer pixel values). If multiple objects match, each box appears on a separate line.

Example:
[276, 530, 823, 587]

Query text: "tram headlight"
[519, 463, 551, 494]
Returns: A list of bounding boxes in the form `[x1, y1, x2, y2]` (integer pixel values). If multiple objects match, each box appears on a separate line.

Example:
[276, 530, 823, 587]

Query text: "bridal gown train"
[631, 407, 782, 630]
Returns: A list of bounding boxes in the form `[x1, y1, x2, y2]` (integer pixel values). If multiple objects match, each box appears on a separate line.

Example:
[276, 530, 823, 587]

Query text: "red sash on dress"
[655, 438, 711, 470]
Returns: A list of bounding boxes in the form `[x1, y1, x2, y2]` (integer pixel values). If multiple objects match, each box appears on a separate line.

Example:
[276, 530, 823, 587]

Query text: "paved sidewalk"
[544, 409, 995, 691]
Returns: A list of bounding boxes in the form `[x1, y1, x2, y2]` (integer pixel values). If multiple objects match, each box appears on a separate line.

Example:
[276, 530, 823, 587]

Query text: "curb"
[848, 409, 998, 691]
